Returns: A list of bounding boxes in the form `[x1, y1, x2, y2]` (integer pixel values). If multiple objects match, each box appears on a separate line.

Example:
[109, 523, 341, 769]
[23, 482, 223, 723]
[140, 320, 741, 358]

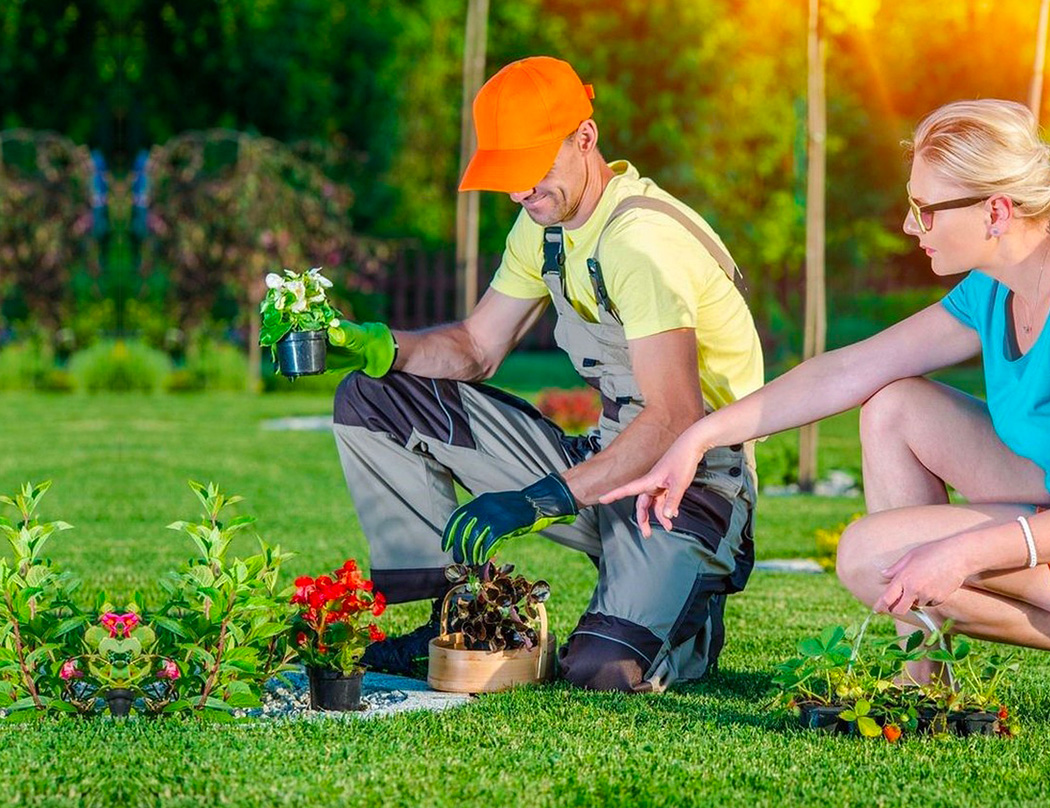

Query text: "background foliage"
[2, 0, 1048, 365]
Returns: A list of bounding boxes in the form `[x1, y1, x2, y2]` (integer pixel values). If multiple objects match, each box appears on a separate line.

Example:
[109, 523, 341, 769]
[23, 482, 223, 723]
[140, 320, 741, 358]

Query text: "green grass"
[1, 359, 1045, 808]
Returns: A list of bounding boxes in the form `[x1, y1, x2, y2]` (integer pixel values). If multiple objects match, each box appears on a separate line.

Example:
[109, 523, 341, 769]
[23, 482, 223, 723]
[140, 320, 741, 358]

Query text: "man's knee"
[558, 614, 662, 693]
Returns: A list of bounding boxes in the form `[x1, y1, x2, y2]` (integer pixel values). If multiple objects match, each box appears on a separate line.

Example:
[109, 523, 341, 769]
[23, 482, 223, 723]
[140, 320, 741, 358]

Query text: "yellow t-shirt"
[490, 161, 764, 411]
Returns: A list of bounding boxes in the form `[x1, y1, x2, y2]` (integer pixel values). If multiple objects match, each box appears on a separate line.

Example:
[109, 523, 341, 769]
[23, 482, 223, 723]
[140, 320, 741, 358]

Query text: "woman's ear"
[988, 195, 1015, 236]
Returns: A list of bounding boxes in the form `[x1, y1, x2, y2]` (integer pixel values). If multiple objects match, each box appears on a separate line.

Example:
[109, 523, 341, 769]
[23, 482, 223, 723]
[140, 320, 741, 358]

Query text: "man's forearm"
[563, 407, 702, 507]
[391, 323, 494, 382]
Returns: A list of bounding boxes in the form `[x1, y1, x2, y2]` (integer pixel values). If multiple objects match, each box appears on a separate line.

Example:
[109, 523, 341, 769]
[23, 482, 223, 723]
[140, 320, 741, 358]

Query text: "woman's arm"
[600, 302, 981, 533]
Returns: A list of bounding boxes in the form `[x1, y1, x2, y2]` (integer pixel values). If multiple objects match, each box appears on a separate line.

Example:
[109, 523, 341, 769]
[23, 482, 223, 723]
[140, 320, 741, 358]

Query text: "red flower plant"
[535, 388, 601, 434]
[291, 559, 386, 676]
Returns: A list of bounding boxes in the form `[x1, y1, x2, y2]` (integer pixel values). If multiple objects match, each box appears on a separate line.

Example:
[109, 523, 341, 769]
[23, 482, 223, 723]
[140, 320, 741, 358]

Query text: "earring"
[991, 227, 1001, 237]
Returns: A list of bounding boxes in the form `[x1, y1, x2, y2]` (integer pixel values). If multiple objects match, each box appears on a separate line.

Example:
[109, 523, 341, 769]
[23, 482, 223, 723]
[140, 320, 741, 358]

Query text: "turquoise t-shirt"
[942, 271, 1050, 493]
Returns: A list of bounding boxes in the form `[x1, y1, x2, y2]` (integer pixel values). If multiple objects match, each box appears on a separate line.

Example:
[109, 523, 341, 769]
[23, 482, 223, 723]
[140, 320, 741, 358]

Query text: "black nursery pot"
[798, 704, 848, 734]
[276, 330, 327, 377]
[307, 667, 364, 712]
[105, 688, 135, 717]
[950, 710, 999, 737]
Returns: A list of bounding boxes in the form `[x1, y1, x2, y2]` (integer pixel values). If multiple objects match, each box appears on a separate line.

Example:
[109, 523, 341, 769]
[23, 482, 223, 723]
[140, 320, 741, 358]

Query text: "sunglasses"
[906, 182, 988, 234]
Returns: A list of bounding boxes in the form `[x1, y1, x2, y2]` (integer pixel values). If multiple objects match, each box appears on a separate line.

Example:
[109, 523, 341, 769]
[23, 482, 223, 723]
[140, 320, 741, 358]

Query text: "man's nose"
[508, 188, 535, 204]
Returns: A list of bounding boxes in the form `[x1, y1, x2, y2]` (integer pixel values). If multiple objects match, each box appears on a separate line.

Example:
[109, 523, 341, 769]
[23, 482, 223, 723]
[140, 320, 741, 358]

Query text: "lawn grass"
[1, 358, 1045, 808]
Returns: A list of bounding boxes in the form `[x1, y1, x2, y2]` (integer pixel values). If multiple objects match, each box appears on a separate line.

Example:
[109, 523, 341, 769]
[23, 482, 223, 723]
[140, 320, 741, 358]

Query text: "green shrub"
[0, 341, 51, 390]
[165, 339, 248, 392]
[68, 340, 172, 393]
[754, 434, 800, 488]
[828, 288, 946, 349]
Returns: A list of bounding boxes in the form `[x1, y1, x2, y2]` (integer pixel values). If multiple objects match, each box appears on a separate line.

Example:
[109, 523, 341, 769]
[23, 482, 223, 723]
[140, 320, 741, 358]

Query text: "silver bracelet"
[1017, 515, 1039, 569]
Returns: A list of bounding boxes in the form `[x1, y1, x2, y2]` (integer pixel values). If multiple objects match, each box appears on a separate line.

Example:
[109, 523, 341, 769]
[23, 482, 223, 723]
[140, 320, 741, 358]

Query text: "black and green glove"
[441, 473, 578, 565]
[326, 320, 397, 377]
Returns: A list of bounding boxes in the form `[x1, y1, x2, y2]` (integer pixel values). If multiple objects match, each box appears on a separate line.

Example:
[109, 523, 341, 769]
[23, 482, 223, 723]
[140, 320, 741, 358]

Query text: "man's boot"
[360, 598, 443, 677]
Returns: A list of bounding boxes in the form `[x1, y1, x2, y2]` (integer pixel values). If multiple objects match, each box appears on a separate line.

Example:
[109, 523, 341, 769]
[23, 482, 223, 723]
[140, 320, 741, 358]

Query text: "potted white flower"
[259, 267, 344, 377]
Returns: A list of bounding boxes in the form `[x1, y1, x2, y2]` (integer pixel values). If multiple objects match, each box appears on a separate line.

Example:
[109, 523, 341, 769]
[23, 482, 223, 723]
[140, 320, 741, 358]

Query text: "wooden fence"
[374, 248, 558, 350]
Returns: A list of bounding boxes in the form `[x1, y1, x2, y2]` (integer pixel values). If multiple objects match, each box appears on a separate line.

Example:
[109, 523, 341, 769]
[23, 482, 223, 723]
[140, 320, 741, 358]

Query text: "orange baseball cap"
[459, 56, 595, 194]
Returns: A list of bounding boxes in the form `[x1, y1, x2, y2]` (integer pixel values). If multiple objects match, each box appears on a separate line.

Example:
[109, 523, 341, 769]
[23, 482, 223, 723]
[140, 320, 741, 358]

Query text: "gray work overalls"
[332, 196, 756, 692]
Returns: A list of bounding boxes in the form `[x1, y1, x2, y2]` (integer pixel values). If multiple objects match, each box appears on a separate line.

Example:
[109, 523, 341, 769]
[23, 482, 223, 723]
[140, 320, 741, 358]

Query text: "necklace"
[1016, 242, 1050, 335]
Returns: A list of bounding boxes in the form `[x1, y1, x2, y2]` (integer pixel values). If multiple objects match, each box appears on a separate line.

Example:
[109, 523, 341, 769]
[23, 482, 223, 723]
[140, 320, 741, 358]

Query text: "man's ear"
[575, 119, 599, 154]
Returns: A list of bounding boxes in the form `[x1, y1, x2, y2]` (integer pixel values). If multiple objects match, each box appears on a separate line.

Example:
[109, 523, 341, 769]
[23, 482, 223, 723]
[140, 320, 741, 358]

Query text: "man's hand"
[442, 473, 578, 564]
[326, 320, 397, 377]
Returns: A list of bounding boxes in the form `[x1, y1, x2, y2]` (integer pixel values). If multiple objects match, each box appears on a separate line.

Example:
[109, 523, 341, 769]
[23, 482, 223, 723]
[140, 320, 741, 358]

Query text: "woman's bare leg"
[837, 377, 1050, 675]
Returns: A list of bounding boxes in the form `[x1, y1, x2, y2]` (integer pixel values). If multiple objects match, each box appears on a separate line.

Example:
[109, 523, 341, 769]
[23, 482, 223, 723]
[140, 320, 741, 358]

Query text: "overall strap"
[541, 226, 566, 296]
[591, 195, 748, 295]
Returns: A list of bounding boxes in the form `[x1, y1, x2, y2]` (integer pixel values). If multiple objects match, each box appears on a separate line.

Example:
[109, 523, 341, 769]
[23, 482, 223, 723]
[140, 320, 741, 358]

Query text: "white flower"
[329, 318, 341, 328]
[265, 273, 283, 290]
[287, 280, 308, 313]
[309, 267, 333, 288]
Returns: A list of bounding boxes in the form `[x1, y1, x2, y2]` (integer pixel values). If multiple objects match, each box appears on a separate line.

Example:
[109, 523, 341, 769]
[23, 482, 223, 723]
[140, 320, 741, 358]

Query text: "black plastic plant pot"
[105, 688, 135, 717]
[950, 711, 999, 737]
[798, 703, 847, 734]
[276, 330, 327, 377]
[307, 667, 364, 711]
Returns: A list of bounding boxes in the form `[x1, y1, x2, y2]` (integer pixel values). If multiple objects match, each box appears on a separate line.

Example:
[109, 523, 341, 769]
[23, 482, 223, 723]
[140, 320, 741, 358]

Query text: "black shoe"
[361, 598, 442, 678]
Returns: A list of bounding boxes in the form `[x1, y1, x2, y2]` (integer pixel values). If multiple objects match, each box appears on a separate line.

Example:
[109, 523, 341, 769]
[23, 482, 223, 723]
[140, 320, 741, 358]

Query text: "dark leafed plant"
[443, 561, 550, 653]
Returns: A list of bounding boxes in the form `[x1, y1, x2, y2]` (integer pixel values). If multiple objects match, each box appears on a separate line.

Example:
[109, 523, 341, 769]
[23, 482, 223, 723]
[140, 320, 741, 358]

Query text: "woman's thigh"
[838, 503, 1050, 612]
[862, 378, 1049, 505]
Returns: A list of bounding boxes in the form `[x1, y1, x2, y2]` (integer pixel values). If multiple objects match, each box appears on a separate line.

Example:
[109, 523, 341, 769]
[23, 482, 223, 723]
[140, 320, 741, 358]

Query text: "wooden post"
[1030, 0, 1050, 122]
[454, 0, 489, 320]
[799, 0, 827, 491]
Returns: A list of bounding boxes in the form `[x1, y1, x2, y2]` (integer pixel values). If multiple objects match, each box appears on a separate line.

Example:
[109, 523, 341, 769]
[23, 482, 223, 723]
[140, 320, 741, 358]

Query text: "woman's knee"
[835, 520, 880, 596]
[858, 377, 927, 446]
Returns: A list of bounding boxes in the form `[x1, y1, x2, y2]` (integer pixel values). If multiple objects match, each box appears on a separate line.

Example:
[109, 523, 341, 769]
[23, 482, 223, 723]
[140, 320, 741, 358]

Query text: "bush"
[68, 340, 172, 393]
[165, 339, 249, 392]
[0, 341, 51, 390]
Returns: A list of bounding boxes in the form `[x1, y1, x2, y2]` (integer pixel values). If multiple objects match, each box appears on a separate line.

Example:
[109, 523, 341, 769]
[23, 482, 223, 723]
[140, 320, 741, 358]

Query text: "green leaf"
[152, 616, 189, 638]
[818, 625, 845, 650]
[52, 615, 89, 638]
[856, 716, 882, 738]
[797, 637, 824, 657]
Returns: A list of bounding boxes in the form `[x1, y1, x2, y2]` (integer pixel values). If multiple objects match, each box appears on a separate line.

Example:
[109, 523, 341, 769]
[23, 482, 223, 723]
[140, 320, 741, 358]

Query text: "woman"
[601, 99, 1050, 661]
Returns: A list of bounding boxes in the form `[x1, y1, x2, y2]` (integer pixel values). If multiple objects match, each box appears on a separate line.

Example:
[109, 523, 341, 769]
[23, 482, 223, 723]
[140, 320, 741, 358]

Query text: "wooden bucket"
[427, 585, 555, 693]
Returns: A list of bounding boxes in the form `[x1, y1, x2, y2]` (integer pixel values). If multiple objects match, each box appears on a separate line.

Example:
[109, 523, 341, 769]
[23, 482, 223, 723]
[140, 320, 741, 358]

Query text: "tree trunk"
[800, 0, 826, 492]
[454, 0, 489, 320]
[1030, 0, 1050, 122]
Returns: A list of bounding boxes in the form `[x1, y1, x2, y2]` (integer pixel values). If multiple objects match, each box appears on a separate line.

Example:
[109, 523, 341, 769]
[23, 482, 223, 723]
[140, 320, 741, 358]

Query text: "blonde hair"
[905, 99, 1050, 223]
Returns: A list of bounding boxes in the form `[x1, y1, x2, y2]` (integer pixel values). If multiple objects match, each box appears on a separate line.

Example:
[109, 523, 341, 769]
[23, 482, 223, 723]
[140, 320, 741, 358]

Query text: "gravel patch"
[237, 668, 473, 721]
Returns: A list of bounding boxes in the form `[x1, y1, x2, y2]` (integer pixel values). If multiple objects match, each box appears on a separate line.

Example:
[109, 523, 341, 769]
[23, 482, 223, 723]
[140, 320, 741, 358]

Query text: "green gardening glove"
[326, 320, 397, 377]
[441, 473, 578, 565]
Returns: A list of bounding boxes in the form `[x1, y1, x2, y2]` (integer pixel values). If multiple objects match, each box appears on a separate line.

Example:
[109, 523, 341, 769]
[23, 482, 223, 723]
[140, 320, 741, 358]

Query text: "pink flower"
[100, 611, 140, 638]
[59, 659, 82, 680]
[158, 659, 180, 680]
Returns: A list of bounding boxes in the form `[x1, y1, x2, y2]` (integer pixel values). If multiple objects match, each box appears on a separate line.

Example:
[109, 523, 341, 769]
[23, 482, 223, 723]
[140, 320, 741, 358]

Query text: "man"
[328, 56, 763, 692]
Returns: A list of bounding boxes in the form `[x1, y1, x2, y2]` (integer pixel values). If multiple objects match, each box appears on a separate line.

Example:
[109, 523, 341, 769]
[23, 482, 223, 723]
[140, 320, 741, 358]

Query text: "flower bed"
[0, 480, 389, 719]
